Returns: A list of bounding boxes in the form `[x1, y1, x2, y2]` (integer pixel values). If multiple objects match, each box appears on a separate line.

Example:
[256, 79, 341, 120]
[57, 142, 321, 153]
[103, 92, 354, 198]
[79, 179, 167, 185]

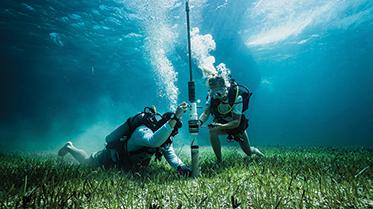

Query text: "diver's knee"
[209, 128, 221, 136]
[208, 128, 215, 134]
[81, 157, 94, 166]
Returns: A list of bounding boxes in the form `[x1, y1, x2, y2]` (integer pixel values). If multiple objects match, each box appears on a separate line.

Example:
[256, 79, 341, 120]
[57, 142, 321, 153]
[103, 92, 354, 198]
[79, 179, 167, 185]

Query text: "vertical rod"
[186, 0, 193, 82]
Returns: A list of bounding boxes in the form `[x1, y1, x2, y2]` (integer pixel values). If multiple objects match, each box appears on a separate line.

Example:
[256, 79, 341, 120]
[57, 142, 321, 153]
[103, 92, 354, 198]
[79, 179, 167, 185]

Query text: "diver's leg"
[238, 131, 252, 156]
[250, 146, 264, 157]
[238, 131, 264, 157]
[58, 141, 90, 164]
[209, 129, 222, 163]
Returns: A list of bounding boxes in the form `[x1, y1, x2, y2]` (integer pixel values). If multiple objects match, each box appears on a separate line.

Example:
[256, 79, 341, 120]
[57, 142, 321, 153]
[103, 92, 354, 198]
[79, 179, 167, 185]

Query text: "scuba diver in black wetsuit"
[198, 76, 264, 163]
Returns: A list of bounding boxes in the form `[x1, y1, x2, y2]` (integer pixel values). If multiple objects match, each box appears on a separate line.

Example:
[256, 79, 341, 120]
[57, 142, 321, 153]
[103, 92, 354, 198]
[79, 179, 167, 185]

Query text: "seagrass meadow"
[2, 0, 373, 208]
[1, 147, 372, 208]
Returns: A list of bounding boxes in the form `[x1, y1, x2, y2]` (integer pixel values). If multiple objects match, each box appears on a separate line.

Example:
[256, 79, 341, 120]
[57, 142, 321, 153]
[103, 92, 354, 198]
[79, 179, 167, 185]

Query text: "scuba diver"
[198, 76, 264, 162]
[58, 102, 192, 176]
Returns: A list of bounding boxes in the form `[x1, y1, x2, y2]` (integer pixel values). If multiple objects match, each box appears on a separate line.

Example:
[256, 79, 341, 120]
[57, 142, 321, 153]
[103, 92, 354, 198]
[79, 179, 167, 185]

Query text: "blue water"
[0, 0, 372, 151]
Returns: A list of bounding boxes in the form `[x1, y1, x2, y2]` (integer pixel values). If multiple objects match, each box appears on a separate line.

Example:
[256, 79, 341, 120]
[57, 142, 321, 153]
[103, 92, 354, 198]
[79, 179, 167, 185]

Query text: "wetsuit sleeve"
[232, 95, 243, 115]
[161, 143, 184, 169]
[128, 124, 173, 150]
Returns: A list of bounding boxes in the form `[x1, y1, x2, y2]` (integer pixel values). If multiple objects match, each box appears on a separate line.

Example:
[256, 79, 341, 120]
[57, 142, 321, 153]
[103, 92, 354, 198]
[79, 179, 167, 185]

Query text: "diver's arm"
[130, 124, 174, 148]
[169, 102, 188, 128]
[161, 143, 184, 170]
[128, 102, 188, 149]
[199, 107, 210, 125]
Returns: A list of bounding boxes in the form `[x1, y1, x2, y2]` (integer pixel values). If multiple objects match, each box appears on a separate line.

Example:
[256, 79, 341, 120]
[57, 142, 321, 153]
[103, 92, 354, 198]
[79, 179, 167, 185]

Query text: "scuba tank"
[227, 79, 252, 113]
[105, 106, 159, 150]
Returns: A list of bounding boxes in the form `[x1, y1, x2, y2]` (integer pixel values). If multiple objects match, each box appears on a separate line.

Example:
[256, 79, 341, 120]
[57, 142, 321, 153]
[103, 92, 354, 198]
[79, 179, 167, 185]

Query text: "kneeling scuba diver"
[198, 76, 264, 162]
[58, 102, 191, 176]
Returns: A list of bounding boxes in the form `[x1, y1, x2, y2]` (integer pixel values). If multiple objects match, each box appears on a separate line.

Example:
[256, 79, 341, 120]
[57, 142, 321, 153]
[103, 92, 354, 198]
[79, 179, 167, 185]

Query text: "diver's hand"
[175, 102, 188, 119]
[177, 165, 192, 177]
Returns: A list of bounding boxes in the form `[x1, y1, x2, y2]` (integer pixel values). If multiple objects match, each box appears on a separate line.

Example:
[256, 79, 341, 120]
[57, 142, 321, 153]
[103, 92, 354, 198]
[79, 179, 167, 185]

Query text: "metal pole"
[186, 0, 193, 82]
[185, 0, 200, 178]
